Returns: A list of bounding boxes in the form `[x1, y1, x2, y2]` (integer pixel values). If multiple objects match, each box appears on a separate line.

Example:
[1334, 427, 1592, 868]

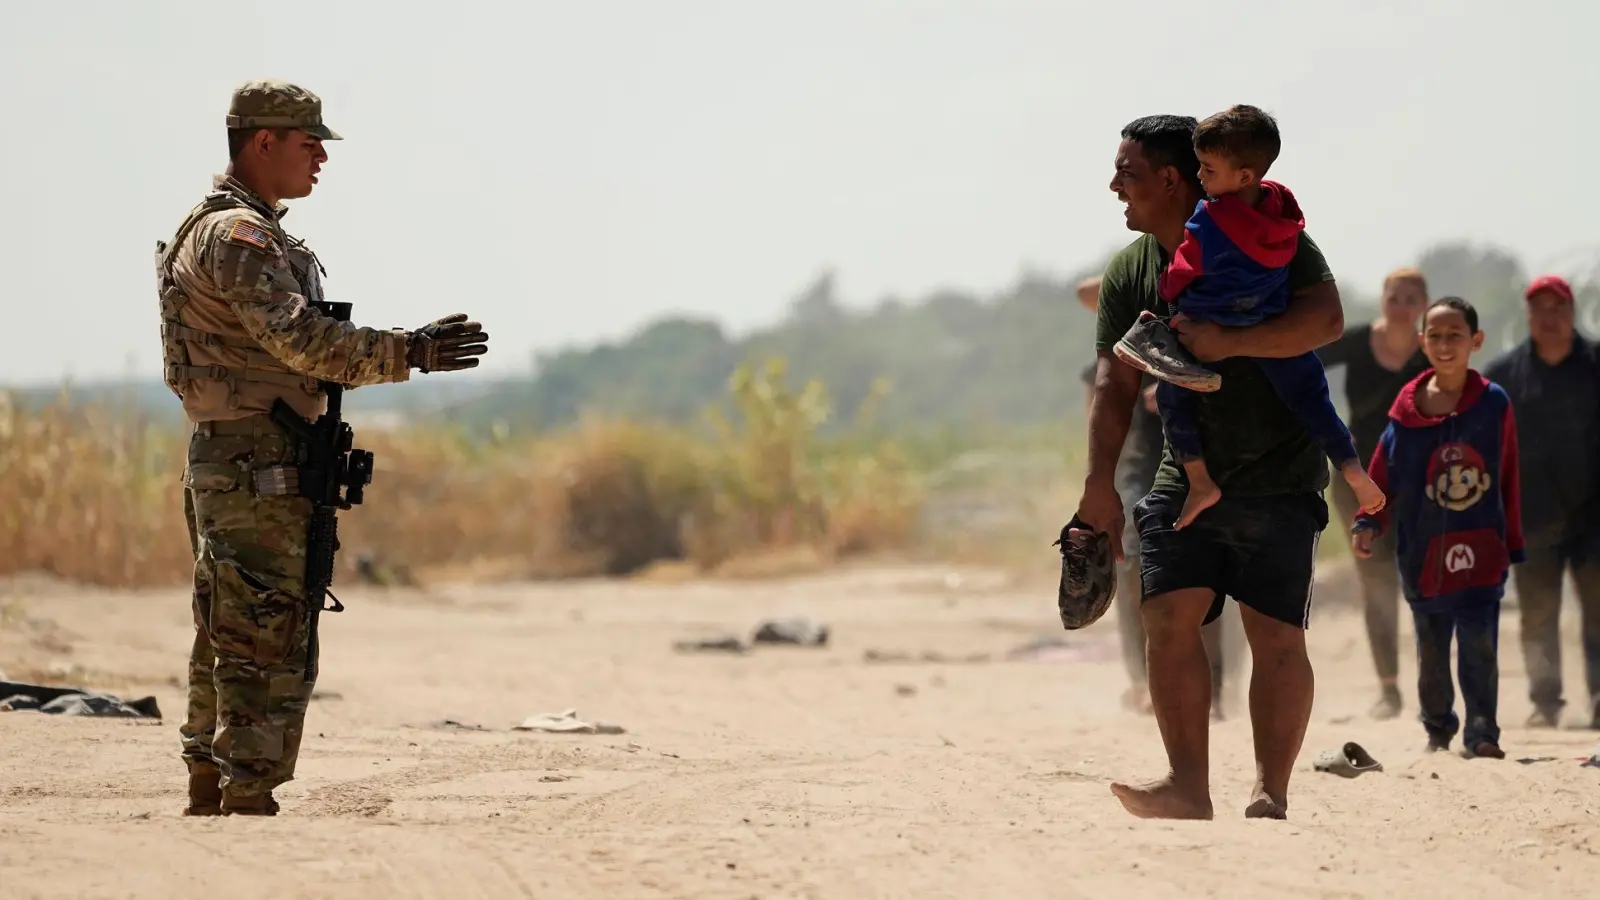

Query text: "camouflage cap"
[225, 79, 342, 140]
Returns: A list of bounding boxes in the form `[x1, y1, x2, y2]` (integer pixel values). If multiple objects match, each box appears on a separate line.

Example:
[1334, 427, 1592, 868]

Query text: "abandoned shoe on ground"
[1312, 741, 1383, 777]
[1113, 311, 1221, 392]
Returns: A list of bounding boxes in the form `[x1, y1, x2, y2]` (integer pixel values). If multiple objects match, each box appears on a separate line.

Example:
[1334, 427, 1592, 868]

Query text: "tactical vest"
[154, 190, 323, 411]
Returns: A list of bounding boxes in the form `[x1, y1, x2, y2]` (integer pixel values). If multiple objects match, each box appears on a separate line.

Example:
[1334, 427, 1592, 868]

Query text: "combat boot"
[221, 791, 280, 816]
[183, 762, 223, 817]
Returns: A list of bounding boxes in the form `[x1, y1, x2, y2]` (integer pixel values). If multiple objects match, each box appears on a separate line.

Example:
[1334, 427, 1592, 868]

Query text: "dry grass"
[0, 360, 926, 589]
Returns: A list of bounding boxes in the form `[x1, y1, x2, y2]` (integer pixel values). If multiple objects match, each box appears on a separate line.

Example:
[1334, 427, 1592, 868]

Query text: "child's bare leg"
[1177, 460, 1221, 530]
[1341, 461, 1386, 514]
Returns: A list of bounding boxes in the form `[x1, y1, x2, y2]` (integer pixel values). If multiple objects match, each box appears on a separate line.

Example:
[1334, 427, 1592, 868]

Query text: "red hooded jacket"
[1356, 369, 1524, 613]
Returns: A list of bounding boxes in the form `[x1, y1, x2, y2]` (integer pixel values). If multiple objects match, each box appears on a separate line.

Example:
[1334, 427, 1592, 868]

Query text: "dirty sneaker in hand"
[1113, 310, 1221, 392]
[1053, 516, 1116, 631]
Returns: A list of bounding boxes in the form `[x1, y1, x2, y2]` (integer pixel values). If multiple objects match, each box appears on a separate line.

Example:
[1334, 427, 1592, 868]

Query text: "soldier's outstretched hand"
[408, 313, 489, 373]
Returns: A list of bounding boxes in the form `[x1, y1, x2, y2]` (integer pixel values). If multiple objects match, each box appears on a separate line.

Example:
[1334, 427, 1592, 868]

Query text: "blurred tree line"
[12, 240, 1595, 434]
[449, 239, 1599, 435]
[451, 262, 1108, 434]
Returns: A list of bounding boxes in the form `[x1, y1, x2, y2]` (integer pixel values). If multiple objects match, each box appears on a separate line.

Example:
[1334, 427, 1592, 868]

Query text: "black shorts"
[1133, 489, 1330, 629]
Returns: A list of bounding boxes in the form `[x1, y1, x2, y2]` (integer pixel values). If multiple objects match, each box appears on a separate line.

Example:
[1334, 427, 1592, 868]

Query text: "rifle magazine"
[252, 466, 301, 497]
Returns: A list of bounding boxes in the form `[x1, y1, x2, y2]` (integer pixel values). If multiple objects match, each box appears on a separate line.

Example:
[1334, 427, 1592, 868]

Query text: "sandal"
[1312, 741, 1383, 778]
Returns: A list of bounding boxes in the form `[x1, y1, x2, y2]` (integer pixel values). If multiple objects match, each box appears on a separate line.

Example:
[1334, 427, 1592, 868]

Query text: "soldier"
[159, 79, 490, 816]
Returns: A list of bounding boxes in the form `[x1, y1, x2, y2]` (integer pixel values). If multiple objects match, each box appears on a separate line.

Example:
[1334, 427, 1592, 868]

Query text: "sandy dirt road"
[2, 562, 1597, 899]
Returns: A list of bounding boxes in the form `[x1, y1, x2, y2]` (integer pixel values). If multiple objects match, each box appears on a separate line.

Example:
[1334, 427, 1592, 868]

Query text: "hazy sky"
[3, 0, 1594, 386]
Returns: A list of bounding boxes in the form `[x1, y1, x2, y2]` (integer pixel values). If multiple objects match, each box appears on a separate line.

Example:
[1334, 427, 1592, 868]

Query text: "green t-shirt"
[1094, 231, 1337, 498]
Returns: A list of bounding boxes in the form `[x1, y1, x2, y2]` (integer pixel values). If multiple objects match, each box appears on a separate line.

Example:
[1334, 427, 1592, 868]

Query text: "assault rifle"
[269, 300, 376, 682]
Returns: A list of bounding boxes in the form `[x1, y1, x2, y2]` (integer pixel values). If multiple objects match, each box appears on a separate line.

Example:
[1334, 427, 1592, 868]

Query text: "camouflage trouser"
[179, 420, 317, 797]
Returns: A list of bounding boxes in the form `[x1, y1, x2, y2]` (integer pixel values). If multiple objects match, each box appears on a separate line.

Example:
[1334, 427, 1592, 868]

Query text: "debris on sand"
[861, 636, 1115, 667]
[414, 719, 493, 732]
[672, 635, 749, 654]
[1003, 636, 1117, 664]
[751, 617, 829, 647]
[863, 648, 993, 665]
[353, 553, 417, 587]
[673, 618, 830, 654]
[513, 709, 626, 735]
[408, 711, 627, 734]
[0, 681, 161, 719]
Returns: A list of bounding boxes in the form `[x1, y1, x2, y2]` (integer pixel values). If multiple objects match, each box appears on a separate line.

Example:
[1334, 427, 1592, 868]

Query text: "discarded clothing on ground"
[673, 617, 830, 654]
[0, 681, 162, 719]
[513, 709, 626, 735]
[752, 617, 829, 647]
[406, 711, 626, 734]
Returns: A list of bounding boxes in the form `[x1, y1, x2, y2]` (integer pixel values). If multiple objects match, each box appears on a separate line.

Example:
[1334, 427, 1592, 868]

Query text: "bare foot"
[1244, 790, 1287, 820]
[1525, 708, 1559, 729]
[1110, 777, 1213, 820]
[1121, 685, 1154, 716]
[1344, 464, 1386, 515]
[1369, 684, 1401, 720]
[1176, 466, 1221, 530]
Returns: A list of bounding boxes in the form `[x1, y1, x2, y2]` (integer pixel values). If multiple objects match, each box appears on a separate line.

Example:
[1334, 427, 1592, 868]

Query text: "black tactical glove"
[407, 313, 489, 373]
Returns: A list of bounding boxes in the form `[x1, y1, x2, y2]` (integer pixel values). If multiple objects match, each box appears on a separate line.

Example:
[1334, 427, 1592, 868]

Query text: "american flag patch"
[226, 219, 273, 250]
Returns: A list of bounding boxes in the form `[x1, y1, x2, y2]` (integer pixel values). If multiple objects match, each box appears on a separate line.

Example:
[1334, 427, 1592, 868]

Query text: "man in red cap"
[1484, 274, 1600, 730]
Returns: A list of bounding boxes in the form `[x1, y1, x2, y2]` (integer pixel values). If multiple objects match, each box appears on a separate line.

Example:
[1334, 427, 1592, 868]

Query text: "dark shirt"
[1094, 231, 1336, 497]
[1316, 323, 1430, 466]
[1081, 361, 1165, 502]
[1483, 335, 1600, 551]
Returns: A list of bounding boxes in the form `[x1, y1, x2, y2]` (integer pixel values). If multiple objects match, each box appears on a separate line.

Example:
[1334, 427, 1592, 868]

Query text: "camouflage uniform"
[160, 81, 411, 814]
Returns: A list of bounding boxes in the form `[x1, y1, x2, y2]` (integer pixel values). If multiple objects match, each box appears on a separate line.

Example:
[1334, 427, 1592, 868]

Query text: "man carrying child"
[1070, 110, 1343, 820]
[1113, 105, 1385, 530]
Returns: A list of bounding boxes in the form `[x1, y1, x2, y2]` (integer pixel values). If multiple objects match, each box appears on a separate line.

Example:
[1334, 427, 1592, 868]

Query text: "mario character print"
[1425, 443, 1492, 513]
[1418, 440, 1508, 597]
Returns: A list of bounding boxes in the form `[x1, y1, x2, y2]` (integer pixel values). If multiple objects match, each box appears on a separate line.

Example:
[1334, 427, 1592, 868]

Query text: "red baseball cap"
[1525, 274, 1575, 305]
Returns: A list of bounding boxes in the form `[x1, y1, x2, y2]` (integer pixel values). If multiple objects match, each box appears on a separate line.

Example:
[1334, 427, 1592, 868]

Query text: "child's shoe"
[1113, 311, 1222, 392]
[1425, 734, 1451, 753]
[1463, 740, 1505, 760]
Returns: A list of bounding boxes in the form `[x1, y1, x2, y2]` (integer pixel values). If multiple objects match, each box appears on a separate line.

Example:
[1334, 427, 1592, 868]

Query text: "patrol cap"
[225, 79, 342, 140]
